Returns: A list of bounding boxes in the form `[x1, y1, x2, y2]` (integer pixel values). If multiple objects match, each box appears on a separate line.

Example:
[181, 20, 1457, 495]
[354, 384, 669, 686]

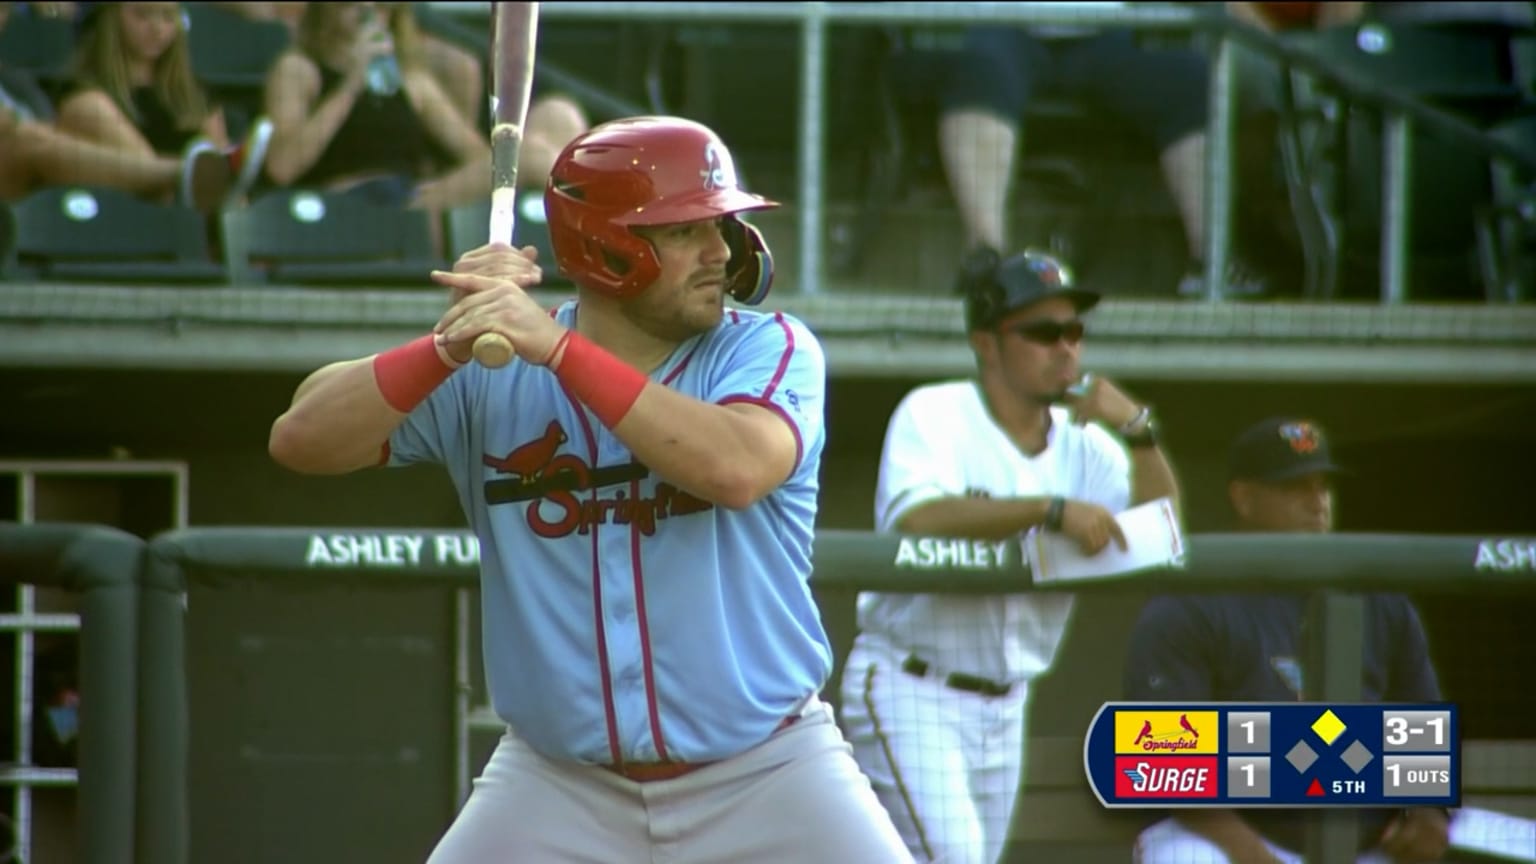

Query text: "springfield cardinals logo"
[481, 420, 713, 538]
[1279, 421, 1321, 454]
[1113, 711, 1219, 754]
[700, 141, 735, 191]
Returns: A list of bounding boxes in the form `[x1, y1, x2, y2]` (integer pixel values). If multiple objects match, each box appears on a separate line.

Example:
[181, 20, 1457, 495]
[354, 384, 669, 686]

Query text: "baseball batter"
[838, 249, 1184, 864]
[1127, 417, 1536, 864]
[269, 116, 911, 863]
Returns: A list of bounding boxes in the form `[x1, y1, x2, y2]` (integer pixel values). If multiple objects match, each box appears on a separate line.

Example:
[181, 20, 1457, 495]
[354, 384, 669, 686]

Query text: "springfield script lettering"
[894, 538, 1010, 570]
[306, 533, 480, 567]
[1474, 539, 1536, 572]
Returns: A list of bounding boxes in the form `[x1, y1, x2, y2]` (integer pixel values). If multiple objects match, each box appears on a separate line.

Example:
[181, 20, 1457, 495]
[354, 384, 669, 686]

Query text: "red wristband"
[553, 332, 646, 428]
[374, 335, 461, 413]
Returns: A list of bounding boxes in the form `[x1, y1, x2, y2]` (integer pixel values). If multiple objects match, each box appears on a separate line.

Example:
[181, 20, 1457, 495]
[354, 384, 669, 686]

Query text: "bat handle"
[474, 184, 521, 368]
[473, 332, 516, 368]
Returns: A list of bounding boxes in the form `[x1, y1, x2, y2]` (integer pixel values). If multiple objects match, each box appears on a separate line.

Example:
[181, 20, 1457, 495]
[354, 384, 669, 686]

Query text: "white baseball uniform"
[839, 379, 1132, 864]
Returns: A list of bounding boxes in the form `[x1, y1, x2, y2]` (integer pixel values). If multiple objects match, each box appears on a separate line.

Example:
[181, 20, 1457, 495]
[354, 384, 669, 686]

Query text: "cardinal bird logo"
[483, 420, 568, 483]
[1179, 714, 1200, 739]
[1133, 720, 1154, 747]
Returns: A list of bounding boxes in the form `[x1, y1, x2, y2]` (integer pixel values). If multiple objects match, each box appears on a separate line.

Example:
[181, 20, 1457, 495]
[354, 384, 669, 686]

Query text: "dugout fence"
[0, 522, 1530, 862]
[123, 526, 1533, 864]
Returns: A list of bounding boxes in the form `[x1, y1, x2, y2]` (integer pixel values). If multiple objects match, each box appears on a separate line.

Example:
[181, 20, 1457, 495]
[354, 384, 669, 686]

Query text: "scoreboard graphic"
[1084, 703, 1460, 808]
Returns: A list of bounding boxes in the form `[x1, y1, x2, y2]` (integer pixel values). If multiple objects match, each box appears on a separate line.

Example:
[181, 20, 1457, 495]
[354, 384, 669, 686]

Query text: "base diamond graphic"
[1286, 740, 1319, 773]
[1312, 709, 1347, 746]
[1341, 739, 1374, 774]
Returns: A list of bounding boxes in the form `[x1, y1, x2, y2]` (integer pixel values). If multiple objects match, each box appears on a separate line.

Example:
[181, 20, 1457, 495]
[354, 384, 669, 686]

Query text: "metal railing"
[436, 1, 1536, 302]
[135, 525, 1534, 864]
[0, 523, 142, 864]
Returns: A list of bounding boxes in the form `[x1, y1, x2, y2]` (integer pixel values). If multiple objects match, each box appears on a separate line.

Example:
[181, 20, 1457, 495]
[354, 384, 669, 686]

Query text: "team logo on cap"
[1278, 422, 1320, 454]
[701, 141, 734, 191]
[1028, 254, 1069, 287]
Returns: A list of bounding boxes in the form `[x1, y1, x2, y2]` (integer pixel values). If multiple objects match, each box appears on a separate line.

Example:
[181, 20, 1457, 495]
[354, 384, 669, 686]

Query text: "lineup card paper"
[1083, 702, 1460, 808]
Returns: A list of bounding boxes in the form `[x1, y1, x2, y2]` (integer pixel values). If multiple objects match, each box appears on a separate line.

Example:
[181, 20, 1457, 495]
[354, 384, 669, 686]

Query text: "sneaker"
[1178, 258, 1268, 300]
[177, 138, 231, 214]
[226, 116, 274, 205]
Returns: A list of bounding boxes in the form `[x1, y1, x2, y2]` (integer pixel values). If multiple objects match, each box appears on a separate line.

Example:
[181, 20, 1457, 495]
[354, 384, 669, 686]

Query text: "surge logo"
[1115, 756, 1220, 798]
[1114, 711, 1219, 754]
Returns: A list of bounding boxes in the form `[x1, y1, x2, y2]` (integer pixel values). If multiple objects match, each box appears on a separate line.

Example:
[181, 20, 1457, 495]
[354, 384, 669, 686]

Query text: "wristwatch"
[1120, 407, 1159, 449]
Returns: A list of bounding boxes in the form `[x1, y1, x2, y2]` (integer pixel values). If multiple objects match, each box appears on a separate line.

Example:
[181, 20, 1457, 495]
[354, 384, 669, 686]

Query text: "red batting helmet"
[544, 116, 779, 304]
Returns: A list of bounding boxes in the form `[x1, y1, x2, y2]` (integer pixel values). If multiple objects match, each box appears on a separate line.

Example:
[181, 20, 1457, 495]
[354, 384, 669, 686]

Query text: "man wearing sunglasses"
[839, 248, 1183, 864]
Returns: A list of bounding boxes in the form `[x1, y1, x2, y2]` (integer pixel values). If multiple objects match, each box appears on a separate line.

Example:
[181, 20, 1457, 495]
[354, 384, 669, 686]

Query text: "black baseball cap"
[1228, 417, 1347, 483]
[961, 247, 1100, 332]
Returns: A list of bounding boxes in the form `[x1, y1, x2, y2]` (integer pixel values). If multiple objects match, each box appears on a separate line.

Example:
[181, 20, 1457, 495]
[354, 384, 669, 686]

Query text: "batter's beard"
[623, 294, 722, 344]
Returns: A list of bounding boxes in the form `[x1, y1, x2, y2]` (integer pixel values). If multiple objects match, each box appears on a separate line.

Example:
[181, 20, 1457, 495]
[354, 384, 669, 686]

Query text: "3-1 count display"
[1083, 702, 1460, 808]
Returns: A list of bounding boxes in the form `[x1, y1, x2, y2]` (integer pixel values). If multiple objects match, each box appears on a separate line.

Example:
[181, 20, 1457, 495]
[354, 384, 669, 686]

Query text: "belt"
[598, 713, 801, 783]
[901, 654, 1013, 698]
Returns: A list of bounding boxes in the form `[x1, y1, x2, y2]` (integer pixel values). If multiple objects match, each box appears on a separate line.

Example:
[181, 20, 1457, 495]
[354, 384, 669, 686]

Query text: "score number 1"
[1386, 715, 1445, 747]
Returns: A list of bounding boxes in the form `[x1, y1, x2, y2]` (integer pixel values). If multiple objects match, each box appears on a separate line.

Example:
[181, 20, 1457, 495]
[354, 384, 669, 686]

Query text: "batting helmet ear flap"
[723, 216, 774, 305]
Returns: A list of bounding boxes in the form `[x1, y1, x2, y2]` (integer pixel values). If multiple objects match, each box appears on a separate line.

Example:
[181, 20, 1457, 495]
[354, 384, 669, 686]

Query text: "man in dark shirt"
[1123, 417, 1451, 863]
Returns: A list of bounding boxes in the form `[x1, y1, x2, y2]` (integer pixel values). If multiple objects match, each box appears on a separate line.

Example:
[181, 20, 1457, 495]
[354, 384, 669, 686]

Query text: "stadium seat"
[1283, 22, 1535, 299]
[220, 190, 443, 287]
[0, 12, 73, 85]
[0, 186, 224, 284]
[1301, 21, 1529, 120]
[185, 4, 291, 141]
[442, 191, 564, 286]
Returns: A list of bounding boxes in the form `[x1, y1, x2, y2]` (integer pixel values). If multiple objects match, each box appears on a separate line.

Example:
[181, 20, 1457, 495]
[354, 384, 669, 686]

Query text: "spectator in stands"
[1, 84, 233, 209]
[939, 4, 1266, 299]
[260, 1, 491, 210]
[225, 1, 586, 192]
[410, 1, 591, 189]
[1, 1, 234, 209]
[53, 2, 268, 205]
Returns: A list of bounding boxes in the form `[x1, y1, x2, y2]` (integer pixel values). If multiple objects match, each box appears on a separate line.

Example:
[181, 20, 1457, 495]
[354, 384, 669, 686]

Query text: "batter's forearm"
[269, 357, 410, 475]
[609, 384, 795, 510]
[895, 497, 1052, 540]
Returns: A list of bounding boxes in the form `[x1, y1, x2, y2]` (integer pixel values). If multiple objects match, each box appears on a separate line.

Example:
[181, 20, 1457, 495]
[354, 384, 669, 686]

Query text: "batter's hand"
[1064, 375, 1142, 430]
[1378, 808, 1449, 863]
[1060, 500, 1129, 556]
[430, 243, 559, 365]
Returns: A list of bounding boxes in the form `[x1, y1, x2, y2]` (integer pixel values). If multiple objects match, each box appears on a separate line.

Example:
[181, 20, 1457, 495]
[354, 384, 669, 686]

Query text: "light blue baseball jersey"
[386, 301, 831, 765]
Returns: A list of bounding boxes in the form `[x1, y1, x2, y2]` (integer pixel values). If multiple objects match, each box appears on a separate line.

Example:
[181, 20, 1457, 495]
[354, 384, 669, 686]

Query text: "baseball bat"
[473, 1, 540, 369]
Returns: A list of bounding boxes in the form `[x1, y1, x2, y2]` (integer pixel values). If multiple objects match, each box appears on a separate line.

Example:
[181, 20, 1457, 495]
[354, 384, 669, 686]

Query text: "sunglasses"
[1007, 319, 1086, 346]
